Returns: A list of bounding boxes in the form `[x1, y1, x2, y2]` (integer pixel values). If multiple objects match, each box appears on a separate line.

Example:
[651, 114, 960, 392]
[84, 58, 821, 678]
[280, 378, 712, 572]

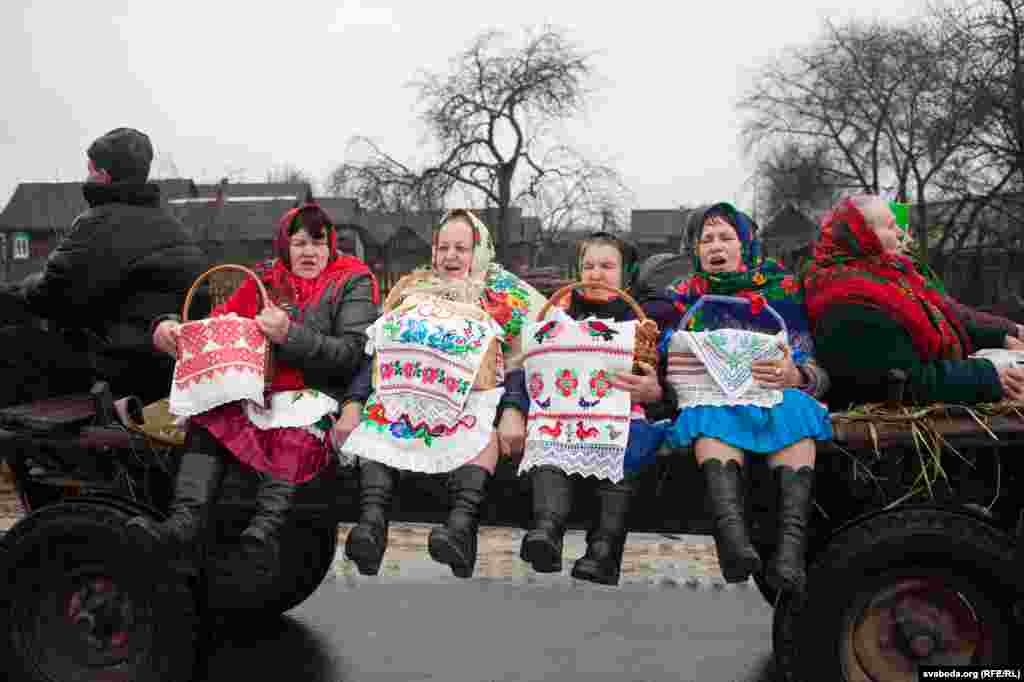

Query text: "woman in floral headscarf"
[336, 209, 548, 579]
[665, 202, 831, 596]
[126, 203, 380, 581]
[804, 194, 1024, 409]
[516, 232, 674, 585]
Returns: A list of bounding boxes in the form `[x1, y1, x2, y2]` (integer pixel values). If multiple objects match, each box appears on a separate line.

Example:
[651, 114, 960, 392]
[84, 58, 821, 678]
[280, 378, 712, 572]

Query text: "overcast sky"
[3, 0, 928, 216]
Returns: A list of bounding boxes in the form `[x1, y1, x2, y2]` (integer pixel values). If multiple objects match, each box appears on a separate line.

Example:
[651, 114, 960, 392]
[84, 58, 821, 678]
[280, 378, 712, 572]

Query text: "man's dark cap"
[87, 127, 154, 182]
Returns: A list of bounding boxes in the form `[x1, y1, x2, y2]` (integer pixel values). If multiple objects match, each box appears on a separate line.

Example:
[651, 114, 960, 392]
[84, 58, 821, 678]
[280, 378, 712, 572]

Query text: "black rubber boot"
[570, 479, 633, 586]
[125, 429, 225, 566]
[702, 459, 762, 583]
[520, 466, 573, 573]
[240, 474, 298, 585]
[345, 459, 399, 576]
[428, 464, 491, 579]
[766, 465, 815, 596]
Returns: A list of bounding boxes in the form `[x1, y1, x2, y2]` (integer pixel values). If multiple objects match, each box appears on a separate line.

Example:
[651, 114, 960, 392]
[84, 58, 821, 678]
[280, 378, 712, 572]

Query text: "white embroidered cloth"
[518, 316, 636, 482]
[667, 329, 785, 408]
[367, 297, 503, 429]
[341, 387, 502, 474]
[169, 313, 269, 417]
[970, 348, 1024, 371]
[244, 389, 339, 430]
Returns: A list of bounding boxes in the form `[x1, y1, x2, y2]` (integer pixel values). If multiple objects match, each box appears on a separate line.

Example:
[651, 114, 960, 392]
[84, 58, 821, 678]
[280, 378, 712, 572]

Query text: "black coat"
[19, 182, 210, 400]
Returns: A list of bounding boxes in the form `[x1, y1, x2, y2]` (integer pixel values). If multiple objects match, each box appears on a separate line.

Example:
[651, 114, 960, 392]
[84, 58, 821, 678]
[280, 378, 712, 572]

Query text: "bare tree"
[752, 142, 844, 219]
[266, 163, 315, 190]
[739, 16, 996, 262]
[326, 26, 626, 260]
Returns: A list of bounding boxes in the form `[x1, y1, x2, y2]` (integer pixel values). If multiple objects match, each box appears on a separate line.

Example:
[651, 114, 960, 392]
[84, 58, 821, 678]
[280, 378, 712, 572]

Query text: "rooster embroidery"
[586, 320, 619, 342]
[533, 320, 560, 345]
[535, 396, 552, 409]
[576, 421, 600, 440]
[578, 396, 601, 409]
[539, 421, 563, 438]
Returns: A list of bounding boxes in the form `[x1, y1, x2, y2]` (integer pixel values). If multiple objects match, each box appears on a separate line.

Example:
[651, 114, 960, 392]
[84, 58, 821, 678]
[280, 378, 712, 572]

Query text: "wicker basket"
[373, 273, 501, 391]
[538, 281, 660, 374]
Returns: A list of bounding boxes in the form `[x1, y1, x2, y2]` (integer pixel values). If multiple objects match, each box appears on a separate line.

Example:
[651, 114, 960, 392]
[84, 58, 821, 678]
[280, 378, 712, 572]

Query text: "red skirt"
[190, 401, 330, 484]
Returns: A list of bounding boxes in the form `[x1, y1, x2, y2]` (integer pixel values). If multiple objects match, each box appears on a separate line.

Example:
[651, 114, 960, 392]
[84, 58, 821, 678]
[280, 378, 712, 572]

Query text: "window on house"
[12, 233, 30, 260]
[0, 234, 6, 262]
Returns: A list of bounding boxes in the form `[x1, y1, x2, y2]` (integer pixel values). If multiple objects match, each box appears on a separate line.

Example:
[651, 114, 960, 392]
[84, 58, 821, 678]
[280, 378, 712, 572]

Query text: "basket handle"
[678, 294, 788, 338]
[180, 264, 269, 322]
[538, 282, 647, 322]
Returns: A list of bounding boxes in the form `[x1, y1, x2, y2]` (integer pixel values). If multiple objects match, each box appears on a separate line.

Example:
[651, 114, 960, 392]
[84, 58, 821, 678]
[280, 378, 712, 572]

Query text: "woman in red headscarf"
[125, 203, 380, 581]
[804, 194, 1024, 408]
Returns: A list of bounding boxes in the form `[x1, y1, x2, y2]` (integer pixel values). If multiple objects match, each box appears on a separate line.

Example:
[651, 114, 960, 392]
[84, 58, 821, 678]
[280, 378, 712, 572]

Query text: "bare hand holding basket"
[539, 281, 660, 375]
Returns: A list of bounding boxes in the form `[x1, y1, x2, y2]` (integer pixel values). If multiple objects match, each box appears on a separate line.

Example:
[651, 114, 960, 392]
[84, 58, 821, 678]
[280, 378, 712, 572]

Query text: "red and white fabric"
[518, 313, 637, 482]
[169, 313, 269, 417]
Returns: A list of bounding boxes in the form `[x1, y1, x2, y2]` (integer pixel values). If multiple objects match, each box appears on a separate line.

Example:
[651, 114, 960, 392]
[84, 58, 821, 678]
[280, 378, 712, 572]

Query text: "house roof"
[193, 182, 312, 201]
[313, 196, 359, 225]
[0, 180, 198, 233]
[188, 200, 300, 242]
[630, 209, 686, 245]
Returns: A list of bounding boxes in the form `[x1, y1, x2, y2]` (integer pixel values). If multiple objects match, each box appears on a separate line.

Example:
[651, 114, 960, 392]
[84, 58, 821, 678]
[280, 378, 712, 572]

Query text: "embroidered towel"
[520, 316, 636, 482]
[668, 328, 785, 408]
[368, 296, 504, 429]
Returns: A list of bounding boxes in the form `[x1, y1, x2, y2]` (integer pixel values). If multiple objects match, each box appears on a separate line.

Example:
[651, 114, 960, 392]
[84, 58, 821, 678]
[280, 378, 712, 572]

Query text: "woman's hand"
[256, 303, 291, 345]
[1005, 334, 1024, 351]
[497, 407, 526, 459]
[611, 362, 663, 404]
[332, 402, 363, 448]
[153, 320, 181, 356]
[752, 342, 803, 389]
[998, 366, 1024, 401]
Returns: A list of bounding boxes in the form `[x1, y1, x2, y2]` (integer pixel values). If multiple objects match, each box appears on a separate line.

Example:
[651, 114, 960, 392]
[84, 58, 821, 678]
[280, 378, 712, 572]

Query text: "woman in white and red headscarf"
[126, 203, 380, 582]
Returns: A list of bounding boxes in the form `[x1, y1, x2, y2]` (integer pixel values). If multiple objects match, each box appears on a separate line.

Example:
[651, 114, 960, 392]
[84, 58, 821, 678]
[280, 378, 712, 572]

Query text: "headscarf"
[211, 203, 381, 392]
[395, 209, 547, 363]
[563, 231, 641, 322]
[803, 196, 970, 361]
[669, 203, 810, 358]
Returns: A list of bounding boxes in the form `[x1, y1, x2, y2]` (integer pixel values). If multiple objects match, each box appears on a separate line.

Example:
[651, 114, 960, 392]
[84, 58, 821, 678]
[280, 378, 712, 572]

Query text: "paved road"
[202, 576, 777, 682]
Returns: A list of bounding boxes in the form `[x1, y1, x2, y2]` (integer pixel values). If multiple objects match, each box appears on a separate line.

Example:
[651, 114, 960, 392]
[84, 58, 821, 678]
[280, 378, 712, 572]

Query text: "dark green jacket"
[813, 303, 1005, 409]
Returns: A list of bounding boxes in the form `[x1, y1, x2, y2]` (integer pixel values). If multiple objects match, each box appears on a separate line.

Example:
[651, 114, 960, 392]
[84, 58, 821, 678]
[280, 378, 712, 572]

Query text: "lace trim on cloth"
[244, 389, 339, 430]
[518, 440, 626, 483]
[667, 331, 784, 408]
[340, 387, 502, 474]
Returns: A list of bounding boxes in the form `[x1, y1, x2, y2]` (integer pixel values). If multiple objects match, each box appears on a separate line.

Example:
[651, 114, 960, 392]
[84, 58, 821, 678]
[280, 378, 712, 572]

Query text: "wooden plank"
[829, 414, 1024, 451]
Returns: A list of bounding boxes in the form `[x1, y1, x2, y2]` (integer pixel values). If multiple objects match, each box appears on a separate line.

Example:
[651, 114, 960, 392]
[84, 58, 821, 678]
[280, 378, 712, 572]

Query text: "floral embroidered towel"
[675, 328, 785, 403]
[519, 316, 636, 481]
[369, 297, 504, 429]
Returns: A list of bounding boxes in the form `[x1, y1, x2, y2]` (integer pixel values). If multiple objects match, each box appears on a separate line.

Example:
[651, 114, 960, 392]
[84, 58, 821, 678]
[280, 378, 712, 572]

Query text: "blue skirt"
[666, 389, 832, 454]
[622, 419, 668, 475]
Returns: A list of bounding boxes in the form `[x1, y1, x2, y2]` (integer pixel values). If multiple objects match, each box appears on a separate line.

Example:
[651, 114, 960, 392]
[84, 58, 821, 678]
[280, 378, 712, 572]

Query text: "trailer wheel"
[206, 521, 338, 618]
[773, 507, 1020, 682]
[0, 501, 198, 682]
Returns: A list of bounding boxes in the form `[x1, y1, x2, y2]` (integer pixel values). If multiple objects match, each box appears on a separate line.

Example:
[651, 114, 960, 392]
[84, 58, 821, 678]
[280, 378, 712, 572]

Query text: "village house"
[0, 179, 196, 282]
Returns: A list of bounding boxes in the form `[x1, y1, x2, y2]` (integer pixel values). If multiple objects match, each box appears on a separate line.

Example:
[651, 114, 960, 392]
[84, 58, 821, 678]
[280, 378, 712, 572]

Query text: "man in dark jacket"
[0, 127, 209, 406]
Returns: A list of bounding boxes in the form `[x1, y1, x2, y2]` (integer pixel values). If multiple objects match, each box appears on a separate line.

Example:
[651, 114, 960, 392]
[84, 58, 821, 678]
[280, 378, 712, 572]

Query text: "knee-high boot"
[125, 428, 226, 564]
[571, 479, 633, 586]
[766, 465, 815, 595]
[240, 473, 298, 584]
[344, 459, 399, 576]
[702, 459, 762, 583]
[427, 464, 491, 579]
[520, 466, 573, 573]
